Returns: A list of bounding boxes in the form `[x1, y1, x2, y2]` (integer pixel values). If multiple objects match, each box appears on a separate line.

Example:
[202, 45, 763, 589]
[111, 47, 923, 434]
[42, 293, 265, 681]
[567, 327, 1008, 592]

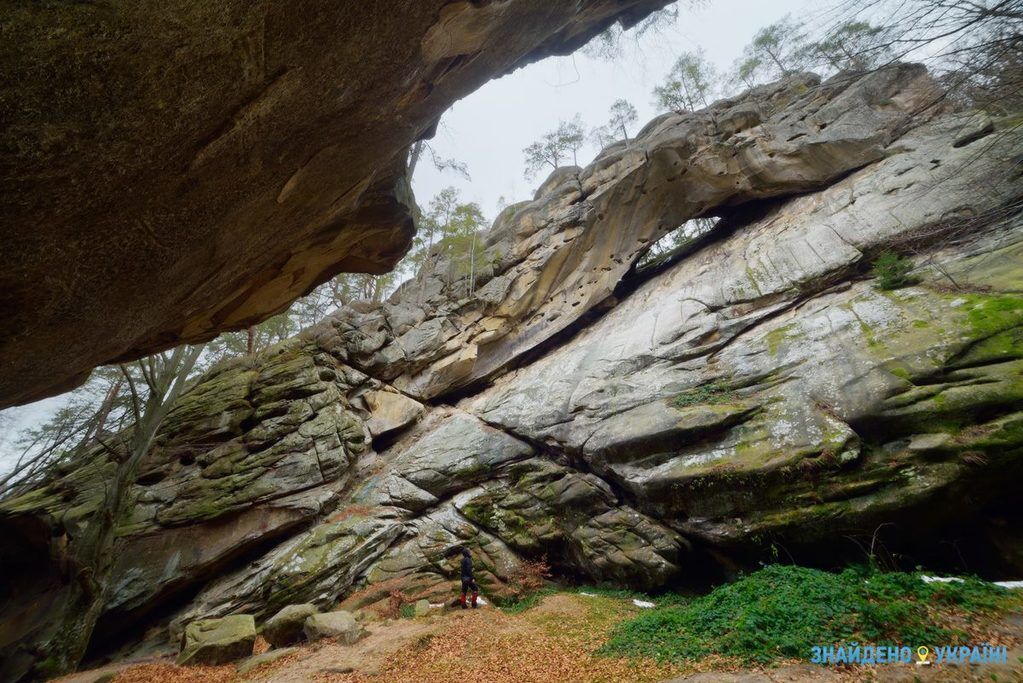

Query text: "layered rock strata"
[0, 0, 673, 408]
[2, 65, 1022, 679]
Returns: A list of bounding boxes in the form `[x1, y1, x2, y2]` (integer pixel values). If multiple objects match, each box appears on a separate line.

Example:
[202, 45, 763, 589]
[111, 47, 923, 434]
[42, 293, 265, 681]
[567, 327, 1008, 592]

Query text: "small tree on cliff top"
[654, 49, 719, 112]
[523, 115, 586, 179]
[608, 99, 638, 141]
[592, 99, 639, 148]
[747, 16, 808, 79]
[405, 187, 488, 299]
[797, 21, 895, 73]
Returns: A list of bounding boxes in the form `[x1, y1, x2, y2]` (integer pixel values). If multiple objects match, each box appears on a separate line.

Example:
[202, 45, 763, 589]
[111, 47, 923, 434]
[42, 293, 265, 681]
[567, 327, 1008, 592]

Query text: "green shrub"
[871, 251, 918, 290]
[399, 603, 416, 619]
[599, 564, 1009, 664]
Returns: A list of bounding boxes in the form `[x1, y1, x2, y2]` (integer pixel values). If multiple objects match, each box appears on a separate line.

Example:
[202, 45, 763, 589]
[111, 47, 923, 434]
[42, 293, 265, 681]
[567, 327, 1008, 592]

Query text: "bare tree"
[729, 1, 1023, 110]
[0, 368, 130, 498]
[822, 0, 1023, 111]
[582, 5, 683, 60]
[14, 344, 206, 677]
[407, 139, 470, 181]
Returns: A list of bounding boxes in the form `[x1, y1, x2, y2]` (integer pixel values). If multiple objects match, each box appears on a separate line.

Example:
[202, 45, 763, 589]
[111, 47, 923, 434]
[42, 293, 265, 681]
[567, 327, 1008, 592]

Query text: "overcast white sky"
[411, 0, 810, 221]
[0, 0, 813, 473]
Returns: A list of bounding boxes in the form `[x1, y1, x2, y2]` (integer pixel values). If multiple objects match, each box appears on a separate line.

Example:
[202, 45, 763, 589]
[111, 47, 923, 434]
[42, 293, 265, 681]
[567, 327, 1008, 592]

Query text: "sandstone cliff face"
[0, 0, 672, 409]
[325, 64, 941, 401]
[2, 65, 1022, 678]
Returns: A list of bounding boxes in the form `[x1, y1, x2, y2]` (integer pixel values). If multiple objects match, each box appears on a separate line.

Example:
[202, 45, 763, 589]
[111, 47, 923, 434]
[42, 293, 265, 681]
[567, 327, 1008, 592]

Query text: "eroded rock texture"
[324, 65, 939, 400]
[0, 0, 672, 408]
[2, 65, 1022, 680]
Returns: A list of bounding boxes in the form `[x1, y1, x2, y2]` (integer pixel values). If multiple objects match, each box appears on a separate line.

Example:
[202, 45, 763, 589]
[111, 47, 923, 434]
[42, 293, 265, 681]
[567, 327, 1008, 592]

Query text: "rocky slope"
[2, 65, 1022, 680]
[0, 0, 672, 408]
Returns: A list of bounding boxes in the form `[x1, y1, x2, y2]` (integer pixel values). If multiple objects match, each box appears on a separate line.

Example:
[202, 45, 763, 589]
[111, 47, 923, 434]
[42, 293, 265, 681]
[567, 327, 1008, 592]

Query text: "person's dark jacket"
[461, 555, 474, 581]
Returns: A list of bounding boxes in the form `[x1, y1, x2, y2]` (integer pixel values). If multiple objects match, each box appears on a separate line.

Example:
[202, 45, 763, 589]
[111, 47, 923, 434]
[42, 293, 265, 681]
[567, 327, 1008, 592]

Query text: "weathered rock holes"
[952, 124, 994, 148]
[136, 469, 168, 486]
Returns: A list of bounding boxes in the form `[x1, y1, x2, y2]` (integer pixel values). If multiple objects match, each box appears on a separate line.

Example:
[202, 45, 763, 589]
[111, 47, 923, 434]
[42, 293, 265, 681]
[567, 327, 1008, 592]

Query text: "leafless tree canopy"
[812, 0, 1023, 111]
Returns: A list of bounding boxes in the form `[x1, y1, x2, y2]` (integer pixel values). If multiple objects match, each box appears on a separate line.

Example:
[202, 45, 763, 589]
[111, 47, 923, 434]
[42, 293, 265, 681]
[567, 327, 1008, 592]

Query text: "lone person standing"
[459, 547, 479, 609]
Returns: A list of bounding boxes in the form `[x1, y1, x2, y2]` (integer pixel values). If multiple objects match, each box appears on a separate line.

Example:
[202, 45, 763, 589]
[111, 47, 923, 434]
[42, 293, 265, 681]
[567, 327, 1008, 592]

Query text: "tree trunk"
[246, 326, 255, 355]
[36, 347, 204, 678]
[467, 230, 477, 298]
[86, 377, 123, 445]
[764, 46, 789, 75]
[407, 140, 425, 178]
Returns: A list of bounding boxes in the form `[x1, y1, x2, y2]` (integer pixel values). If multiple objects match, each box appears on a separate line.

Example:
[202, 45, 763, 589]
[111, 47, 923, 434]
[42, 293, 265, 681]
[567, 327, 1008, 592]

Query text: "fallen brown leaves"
[383, 589, 412, 620]
[253, 636, 271, 656]
[112, 663, 236, 683]
[318, 594, 679, 683]
[79, 591, 1023, 683]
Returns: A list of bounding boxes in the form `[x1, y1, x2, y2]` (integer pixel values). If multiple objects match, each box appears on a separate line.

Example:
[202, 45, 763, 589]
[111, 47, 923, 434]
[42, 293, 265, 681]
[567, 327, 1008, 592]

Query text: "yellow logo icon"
[916, 646, 930, 665]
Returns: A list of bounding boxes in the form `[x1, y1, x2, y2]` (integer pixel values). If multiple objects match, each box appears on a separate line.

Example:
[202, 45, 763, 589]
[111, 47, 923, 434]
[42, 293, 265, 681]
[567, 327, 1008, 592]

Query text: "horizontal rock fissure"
[85, 508, 315, 665]
[466, 409, 660, 525]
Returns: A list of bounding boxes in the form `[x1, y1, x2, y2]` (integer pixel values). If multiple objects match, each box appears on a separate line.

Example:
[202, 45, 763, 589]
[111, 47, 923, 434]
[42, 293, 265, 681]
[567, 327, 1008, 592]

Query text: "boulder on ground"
[262, 603, 319, 647]
[303, 610, 364, 645]
[177, 614, 255, 666]
[351, 608, 377, 622]
[414, 599, 431, 617]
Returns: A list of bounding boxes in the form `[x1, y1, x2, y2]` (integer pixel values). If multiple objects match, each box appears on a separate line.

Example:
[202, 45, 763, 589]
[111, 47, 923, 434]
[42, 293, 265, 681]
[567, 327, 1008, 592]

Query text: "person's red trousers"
[460, 579, 478, 608]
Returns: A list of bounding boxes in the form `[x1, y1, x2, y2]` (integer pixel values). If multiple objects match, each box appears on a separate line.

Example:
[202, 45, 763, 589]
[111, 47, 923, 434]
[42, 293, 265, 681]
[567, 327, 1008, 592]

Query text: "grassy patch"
[671, 382, 738, 408]
[871, 251, 918, 290]
[571, 585, 653, 601]
[599, 564, 1014, 664]
[963, 293, 1023, 338]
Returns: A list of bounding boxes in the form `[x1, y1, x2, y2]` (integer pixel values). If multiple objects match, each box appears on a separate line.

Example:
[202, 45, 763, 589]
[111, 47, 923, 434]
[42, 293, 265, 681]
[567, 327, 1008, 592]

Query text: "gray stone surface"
[236, 647, 298, 675]
[465, 111, 1023, 546]
[262, 604, 318, 647]
[303, 611, 364, 645]
[320, 65, 941, 402]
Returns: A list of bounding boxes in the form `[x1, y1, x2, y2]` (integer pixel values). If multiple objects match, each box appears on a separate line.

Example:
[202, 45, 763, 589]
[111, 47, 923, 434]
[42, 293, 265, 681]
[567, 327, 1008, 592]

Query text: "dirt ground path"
[63, 594, 1023, 683]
